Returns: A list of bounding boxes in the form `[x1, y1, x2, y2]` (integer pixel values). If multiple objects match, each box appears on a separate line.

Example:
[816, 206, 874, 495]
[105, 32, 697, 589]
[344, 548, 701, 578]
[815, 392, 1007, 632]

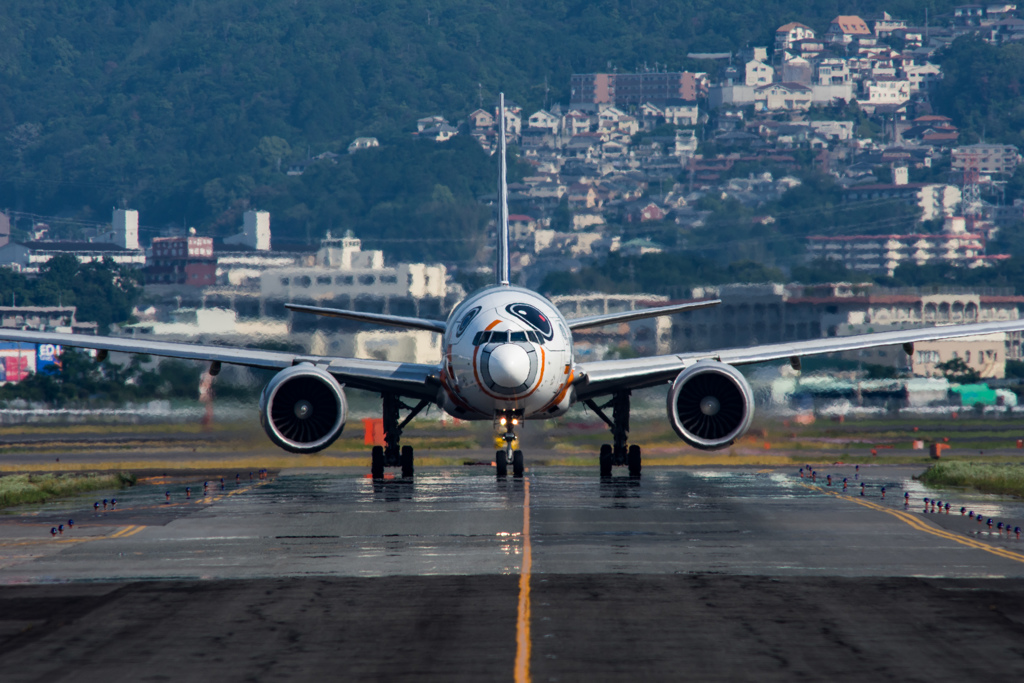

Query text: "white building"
[903, 63, 942, 92]
[260, 234, 446, 301]
[861, 76, 910, 105]
[348, 137, 380, 153]
[663, 100, 699, 125]
[755, 83, 812, 111]
[775, 22, 816, 52]
[745, 59, 774, 86]
[0, 241, 146, 273]
[528, 110, 561, 134]
[224, 210, 271, 251]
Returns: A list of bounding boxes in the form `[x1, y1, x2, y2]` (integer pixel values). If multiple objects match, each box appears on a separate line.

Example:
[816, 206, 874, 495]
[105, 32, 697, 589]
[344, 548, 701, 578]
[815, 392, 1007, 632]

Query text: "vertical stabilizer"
[496, 93, 511, 286]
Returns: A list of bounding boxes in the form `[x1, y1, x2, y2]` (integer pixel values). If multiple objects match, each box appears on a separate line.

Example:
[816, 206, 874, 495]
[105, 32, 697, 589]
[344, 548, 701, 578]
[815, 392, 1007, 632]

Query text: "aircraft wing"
[0, 329, 439, 400]
[565, 299, 721, 331]
[285, 304, 447, 333]
[575, 319, 1024, 400]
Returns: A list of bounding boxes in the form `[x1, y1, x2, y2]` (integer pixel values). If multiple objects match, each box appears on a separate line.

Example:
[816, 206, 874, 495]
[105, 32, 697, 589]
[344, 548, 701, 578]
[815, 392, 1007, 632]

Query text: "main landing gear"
[585, 391, 641, 478]
[371, 393, 431, 480]
[495, 411, 524, 478]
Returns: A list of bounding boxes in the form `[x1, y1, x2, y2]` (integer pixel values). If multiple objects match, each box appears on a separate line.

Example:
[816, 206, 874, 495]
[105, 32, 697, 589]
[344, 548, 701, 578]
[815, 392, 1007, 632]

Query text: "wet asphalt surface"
[1, 463, 1024, 681]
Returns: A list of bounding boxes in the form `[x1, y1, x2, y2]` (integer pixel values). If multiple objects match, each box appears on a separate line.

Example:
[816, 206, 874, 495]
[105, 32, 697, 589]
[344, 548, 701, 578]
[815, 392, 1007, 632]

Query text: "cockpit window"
[473, 330, 540, 345]
[505, 303, 554, 340]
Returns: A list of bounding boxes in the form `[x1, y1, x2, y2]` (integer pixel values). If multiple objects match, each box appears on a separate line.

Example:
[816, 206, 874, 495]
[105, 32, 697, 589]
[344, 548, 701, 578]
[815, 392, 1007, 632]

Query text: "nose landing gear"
[495, 412, 524, 478]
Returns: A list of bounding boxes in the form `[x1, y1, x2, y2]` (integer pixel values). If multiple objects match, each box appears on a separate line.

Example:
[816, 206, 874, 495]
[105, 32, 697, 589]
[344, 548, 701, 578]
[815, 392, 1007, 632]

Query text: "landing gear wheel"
[512, 450, 524, 477]
[371, 445, 385, 479]
[627, 444, 642, 477]
[599, 444, 613, 477]
[400, 445, 414, 478]
[496, 450, 508, 477]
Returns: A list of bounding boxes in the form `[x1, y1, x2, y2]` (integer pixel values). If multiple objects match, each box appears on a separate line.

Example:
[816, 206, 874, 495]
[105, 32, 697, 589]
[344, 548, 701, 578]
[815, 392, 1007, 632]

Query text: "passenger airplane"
[2, 94, 1023, 478]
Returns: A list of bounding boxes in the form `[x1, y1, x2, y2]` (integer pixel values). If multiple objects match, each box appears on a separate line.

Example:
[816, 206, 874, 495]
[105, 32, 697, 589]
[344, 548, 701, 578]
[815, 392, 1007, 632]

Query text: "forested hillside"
[0, 0, 960, 254]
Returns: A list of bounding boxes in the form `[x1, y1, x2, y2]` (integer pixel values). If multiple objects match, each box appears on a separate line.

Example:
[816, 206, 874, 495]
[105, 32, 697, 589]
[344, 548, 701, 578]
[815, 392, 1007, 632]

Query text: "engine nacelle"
[667, 360, 754, 450]
[259, 364, 347, 453]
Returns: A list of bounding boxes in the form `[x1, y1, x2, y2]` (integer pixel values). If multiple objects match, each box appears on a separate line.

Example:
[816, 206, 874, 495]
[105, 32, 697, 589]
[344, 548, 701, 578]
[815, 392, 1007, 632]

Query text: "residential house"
[508, 215, 538, 242]
[639, 102, 666, 129]
[790, 38, 827, 60]
[418, 123, 459, 142]
[902, 63, 942, 91]
[568, 184, 600, 209]
[624, 202, 666, 223]
[861, 76, 910, 105]
[347, 137, 379, 153]
[416, 115, 447, 132]
[871, 11, 907, 37]
[521, 129, 557, 152]
[775, 22, 816, 53]
[745, 59, 774, 86]
[754, 82, 812, 111]
[565, 134, 602, 159]
[826, 15, 872, 44]
[809, 121, 855, 141]
[663, 100, 699, 126]
[468, 109, 495, 129]
[496, 105, 522, 135]
[562, 111, 593, 136]
[528, 110, 561, 134]
[816, 58, 851, 85]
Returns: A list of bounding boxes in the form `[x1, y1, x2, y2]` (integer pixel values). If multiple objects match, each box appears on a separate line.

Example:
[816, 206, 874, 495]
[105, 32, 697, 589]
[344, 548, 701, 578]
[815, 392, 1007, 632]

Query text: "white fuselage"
[438, 286, 576, 420]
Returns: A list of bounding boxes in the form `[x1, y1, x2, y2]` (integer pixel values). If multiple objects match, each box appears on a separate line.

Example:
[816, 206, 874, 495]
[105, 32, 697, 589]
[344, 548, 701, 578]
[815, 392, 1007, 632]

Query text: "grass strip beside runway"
[919, 461, 1024, 497]
[0, 471, 135, 507]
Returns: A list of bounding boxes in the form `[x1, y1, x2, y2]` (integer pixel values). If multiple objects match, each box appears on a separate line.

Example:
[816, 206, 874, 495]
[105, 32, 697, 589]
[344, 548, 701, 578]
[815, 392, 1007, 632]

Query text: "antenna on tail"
[496, 93, 511, 286]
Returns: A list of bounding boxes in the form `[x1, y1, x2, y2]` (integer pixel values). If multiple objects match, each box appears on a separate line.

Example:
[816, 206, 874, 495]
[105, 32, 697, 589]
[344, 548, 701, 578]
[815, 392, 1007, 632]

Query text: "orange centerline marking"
[515, 474, 532, 683]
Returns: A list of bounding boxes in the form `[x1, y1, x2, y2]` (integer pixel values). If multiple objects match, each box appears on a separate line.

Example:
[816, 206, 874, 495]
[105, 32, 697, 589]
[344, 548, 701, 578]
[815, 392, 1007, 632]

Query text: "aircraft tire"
[496, 450, 508, 477]
[371, 445, 385, 479]
[512, 450, 524, 477]
[599, 444, 613, 477]
[401, 445, 414, 478]
[628, 445, 642, 477]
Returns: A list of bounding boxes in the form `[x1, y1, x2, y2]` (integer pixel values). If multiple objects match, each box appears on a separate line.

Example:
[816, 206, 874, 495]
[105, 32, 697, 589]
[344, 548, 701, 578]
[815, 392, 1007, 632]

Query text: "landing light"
[512, 418, 519, 426]
[500, 417, 507, 426]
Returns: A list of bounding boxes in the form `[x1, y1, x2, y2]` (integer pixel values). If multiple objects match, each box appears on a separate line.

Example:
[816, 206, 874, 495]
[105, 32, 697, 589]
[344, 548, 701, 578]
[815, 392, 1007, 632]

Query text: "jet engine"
[667, 360, 754, 450]
[259, 364, 348, 453]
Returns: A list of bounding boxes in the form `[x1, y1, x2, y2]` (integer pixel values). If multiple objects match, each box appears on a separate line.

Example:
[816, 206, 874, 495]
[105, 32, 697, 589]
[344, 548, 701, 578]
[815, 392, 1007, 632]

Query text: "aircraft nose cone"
[488, 344, 531, 388]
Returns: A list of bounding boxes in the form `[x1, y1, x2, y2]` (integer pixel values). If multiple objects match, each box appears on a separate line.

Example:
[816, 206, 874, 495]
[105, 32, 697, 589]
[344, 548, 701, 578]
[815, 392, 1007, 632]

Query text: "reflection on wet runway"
[2, 466, 1024, 584]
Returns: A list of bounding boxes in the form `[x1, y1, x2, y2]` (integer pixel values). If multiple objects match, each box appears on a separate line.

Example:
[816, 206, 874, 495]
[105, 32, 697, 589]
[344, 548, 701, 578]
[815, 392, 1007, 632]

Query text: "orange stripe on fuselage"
[538, 369, 574, 413]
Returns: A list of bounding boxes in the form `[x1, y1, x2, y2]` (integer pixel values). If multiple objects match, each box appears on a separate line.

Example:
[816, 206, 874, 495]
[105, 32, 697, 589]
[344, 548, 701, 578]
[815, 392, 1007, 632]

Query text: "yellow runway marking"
[803, 483, 1024, 565]
[0, 525, 146, 547]
[515, 474, 532, 683]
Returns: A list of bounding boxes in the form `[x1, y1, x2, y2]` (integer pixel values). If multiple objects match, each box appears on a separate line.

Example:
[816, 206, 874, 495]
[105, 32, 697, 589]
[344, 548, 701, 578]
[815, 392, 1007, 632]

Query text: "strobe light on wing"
[667, 360, 754, 450]
[259, 364, 348, 453]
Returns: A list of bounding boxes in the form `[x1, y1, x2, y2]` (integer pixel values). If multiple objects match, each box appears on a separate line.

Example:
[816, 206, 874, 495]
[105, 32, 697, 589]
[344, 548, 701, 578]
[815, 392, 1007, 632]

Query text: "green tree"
[935, 357, 981, 384]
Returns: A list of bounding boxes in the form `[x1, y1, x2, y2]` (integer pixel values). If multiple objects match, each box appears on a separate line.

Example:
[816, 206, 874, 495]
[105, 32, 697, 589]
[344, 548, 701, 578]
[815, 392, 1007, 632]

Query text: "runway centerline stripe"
[802, 483, 1024, 565]
[515, 474, 532, 683]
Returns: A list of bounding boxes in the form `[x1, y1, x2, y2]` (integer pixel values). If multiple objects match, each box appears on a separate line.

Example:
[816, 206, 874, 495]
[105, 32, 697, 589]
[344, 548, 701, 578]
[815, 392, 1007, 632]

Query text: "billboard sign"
[37, 343, 62, 374]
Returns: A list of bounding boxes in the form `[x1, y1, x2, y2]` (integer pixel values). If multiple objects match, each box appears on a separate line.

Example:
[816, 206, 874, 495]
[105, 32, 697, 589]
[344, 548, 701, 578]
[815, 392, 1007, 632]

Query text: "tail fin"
[496, 92, 511, 286]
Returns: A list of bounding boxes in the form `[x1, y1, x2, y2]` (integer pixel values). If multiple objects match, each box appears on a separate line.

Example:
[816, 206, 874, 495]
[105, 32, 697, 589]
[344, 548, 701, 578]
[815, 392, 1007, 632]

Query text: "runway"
[2, 463, 1024, 681]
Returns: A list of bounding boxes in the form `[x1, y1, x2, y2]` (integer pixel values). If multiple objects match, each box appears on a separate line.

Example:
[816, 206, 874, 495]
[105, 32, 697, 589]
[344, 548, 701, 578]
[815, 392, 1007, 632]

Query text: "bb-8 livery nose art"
[439, 286, 575, 420]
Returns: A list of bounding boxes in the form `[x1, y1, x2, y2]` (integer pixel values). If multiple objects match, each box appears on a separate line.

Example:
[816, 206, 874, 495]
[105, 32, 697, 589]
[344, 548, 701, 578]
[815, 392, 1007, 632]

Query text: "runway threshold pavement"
[1, 464, 1023, 681]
